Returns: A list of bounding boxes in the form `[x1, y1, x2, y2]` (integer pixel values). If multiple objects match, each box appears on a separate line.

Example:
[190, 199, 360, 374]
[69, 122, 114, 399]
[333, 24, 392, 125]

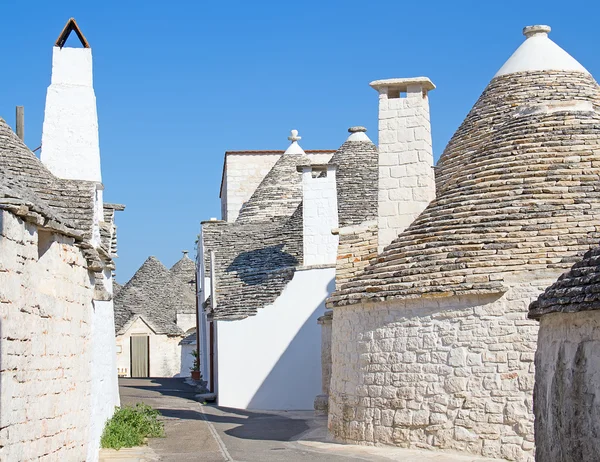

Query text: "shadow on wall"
[246, 277, 335, 410]
[227, 245, 298, 285]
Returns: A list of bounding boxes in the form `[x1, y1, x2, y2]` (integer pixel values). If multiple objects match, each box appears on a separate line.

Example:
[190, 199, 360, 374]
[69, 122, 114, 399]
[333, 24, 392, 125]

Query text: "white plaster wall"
[115, 318, 184, 377]
[302, 165, 339, 266]
[180, 344, 196, 378]
[41, 47, 101, 182]
[88, 271, 120, 461]
[328, 279, 560, 461]
[0, 210, 94, 461]
[177, 313, 196, 332]
[216, 267, 335, 410]
[377, 84, 436, 252]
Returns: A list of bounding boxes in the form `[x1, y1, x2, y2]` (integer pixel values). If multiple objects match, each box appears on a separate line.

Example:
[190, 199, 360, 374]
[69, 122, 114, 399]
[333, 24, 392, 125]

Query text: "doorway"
[131, 335, 150, 377]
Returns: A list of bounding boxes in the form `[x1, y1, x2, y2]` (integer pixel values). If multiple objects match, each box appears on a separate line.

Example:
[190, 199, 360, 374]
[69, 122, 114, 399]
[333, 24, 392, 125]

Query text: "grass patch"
[100, 403, 165, 450]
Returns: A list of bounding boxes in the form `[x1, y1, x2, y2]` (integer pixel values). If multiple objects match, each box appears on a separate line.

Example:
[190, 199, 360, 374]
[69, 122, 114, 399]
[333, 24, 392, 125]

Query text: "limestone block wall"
[334, 221, 378, 290]
[375, 81, 436, 252]
[328, 279, 558, 462]
[534, 311, 600, 461]
[0, 210, 94, 461]
[115, 318, 186, 377]
[302, 165, 339, 266]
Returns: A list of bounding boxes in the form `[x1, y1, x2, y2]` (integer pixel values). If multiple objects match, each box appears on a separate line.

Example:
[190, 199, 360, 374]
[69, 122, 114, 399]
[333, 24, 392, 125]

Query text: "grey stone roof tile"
[529, 245, 600, 319]
[115, 256, 196, 335]
[329, 70, 600, 307]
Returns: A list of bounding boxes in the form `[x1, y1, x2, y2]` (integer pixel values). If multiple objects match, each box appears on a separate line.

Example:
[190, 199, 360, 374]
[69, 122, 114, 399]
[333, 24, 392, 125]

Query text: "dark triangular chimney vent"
[55, 18, 90, 49]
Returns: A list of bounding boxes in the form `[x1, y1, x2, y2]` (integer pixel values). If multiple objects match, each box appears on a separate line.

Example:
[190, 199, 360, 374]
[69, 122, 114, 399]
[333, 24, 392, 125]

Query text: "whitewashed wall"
[41, 47, 101, 183]
[176, 313, 196, 332]
[216, 267, 335, 410]
[328, 278, 561, 461]
[115, 318, 186, 378]
[88, 271, 120, 460]
[0, 210, 94, 461]
[301, 165, 339, 266]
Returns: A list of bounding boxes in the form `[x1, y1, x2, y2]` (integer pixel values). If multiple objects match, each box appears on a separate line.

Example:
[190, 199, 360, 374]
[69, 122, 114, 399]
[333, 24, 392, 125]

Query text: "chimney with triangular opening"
[41, 18, 101, 183]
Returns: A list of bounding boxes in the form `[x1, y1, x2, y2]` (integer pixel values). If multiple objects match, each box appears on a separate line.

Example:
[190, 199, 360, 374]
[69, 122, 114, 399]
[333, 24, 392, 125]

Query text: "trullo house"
[325, 25, 600, 462]
[529, 245, 600, 462]
[197, 126, 386, 410]
[114, 252, 197, 378]
[0, 19, 123, 461]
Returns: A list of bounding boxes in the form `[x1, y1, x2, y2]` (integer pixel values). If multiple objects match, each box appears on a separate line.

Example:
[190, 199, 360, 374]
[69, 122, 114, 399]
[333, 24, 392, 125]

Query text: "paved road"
[119, 378, 360, 462]
[119, 378, 496, 462]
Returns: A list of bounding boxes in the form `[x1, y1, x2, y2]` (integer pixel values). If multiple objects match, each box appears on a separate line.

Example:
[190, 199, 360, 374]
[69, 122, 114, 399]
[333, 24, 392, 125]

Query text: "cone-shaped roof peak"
[494, 24, 589, 77]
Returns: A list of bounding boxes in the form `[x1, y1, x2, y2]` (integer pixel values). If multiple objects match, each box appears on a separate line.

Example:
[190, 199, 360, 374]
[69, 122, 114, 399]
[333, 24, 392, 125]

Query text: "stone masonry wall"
[328, 278, 560, 462]
[377, 85, 435, 252]
[534, 310, 600, 462]
[334, 221, 378, 290]
[0, 210, 94, 461]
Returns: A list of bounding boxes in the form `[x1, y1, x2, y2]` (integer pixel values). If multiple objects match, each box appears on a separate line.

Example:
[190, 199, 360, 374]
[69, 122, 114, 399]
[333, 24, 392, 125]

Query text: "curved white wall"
[216, 267, 335, 410]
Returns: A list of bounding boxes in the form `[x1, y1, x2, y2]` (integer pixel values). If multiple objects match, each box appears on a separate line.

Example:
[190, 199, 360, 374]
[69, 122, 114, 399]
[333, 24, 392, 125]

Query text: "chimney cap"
[370, 77, 435, 92]
[523, 25, 551, 38]
[348, 126, 367, 133]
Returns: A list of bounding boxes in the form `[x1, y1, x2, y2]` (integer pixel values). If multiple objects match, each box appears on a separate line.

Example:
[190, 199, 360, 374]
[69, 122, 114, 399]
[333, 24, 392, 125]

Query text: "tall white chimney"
[370, 77, 436, 252]
[41, 20, 101, 183]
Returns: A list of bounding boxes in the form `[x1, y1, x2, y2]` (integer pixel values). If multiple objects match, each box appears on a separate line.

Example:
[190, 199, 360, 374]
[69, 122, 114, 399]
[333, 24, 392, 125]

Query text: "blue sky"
[0, 0, 598, 283]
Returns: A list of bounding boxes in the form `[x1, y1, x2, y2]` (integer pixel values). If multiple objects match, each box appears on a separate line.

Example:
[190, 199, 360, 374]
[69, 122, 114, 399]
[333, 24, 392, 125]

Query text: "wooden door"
[131, 336, 149, 377]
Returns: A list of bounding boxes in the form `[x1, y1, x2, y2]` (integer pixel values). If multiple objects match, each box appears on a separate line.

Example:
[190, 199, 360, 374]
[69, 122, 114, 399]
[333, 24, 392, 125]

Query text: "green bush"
[100, 403, 165, 450]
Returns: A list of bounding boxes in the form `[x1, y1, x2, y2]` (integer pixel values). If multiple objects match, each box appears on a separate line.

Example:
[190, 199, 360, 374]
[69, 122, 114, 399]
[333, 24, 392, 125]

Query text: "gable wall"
[116, 318, 188, 378]
[222, 153, 281, 222]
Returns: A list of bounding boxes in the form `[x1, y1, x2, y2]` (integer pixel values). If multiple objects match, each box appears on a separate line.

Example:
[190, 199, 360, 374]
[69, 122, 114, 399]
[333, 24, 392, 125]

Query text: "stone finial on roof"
[347, 126, 371, 142]
[494, 24, 590, 77]
[284, 129, 305, 155]
[523, 25, 551, 38]
[182, 250, 189, 258]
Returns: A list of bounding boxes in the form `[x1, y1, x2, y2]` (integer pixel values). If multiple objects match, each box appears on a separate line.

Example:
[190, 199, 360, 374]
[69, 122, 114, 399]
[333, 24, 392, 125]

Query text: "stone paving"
[117, 378, 498, 462]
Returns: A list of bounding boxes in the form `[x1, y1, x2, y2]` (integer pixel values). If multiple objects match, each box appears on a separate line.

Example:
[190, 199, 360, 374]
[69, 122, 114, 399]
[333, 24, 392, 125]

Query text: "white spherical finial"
[288, 129, 301, 142]
[523, 25, 551, 38]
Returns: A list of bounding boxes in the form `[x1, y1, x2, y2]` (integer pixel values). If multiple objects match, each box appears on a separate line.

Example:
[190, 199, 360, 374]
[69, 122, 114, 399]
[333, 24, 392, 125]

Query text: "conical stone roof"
[329, 127, 378, 227]
[115, 256, 196, 334]
[170, 251, 196, 294]
[236, 132, 305, 223]
[329, 26, 600, 307]
[529, 245, 600, 319]
[0, 116, 97, 238]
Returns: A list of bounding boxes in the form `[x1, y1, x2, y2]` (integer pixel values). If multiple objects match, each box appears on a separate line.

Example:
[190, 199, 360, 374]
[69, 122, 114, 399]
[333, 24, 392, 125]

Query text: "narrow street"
[119, 378, 362, 461]
[119, 378, 496, 462]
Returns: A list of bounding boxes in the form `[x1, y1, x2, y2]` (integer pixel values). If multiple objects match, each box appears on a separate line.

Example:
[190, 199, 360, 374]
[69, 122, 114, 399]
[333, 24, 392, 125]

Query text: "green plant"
[190, 349, 200, 372]
[100, 403, 164, 450]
